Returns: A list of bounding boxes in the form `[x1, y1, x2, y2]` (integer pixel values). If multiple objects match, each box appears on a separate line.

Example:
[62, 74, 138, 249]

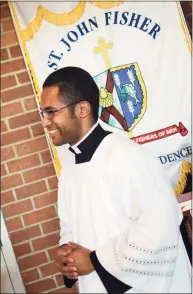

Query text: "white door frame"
[1, 210, 26, 293]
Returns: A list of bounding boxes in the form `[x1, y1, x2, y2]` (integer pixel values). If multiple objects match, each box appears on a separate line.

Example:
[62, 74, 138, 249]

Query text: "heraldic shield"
[94, 63, 147, 132]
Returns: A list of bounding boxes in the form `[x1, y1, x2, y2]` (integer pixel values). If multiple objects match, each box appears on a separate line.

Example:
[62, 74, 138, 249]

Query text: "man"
[40, 67, 191, 293]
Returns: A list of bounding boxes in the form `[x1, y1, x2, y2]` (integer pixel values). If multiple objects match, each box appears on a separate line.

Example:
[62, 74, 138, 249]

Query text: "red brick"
[9, 45, 22, 58]
[2, 18, 14, 32]
[48, 177, 58, 190]
[5, 216, 23, 232]
[1, 102, 23, 118]
[10, 225, 41, 244]
[1, 31, 18, 47]
[1, 174, 23, 191]
[1, 190, 14, 205]
[2, 199, 33, 218]
[32, 232, 59, 251]
[48, 247, 58, 261]
[0, 5, 11, 19]
[56, 274, 65, 287]
[1, 146, 15, 161]
[7, 154, 40, 173]
[15, 180, 47, 200]
[16, 137, 48, 156]
[23, 164, 55, 183]
[17, 71, 30, 84]
[23, 97, 38, 111]
[1, 75, 17, 90]
[1, 58, 26, 76]
[9, 110, 40, 129]
[25, 278, 56, 293]
[18, 252, 48, 271]
[1, 48, 8, 60]
[41, 218, 60, 234]
[34, 191, 57, 209]
[40, 261, 60, 277]
[23, 206, 56, 226]
[1, 163, 7, 176]
[1, 128, 31, 145]
[13, 242, 31, 257]
[1, 120, 7, 133]
[41, 149, 52, 163]
[2, 84, 34, 103]
[22, 269, 40, 284]
[31, 123, 44, 137]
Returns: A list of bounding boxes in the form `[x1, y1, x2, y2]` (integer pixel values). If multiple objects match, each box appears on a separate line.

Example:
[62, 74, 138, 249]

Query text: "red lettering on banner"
[166, 126, 178, 135]
[158, 131, 165, 137]
[131, 122, 188, 145]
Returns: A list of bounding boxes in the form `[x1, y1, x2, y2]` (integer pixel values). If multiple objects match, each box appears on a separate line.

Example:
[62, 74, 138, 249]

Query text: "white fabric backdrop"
[9, 2, 191, 207]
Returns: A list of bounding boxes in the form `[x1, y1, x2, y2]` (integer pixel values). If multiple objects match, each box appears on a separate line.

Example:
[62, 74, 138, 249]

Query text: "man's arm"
[61, 242, 131, 293]
[92, 149, 182, 293]
[90, 251, 131, 293]
[57, 170, 78, 288]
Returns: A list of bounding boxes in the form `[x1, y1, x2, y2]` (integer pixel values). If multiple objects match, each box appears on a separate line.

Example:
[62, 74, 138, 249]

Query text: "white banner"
[9, 1, 192, 201]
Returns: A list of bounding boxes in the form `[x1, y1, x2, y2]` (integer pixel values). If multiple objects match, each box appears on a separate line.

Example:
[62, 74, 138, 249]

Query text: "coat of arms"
[94, 64, 147, 132]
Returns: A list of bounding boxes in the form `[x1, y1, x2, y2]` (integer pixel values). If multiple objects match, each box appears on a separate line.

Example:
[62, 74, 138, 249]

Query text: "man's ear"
[78, 101, 91, 118]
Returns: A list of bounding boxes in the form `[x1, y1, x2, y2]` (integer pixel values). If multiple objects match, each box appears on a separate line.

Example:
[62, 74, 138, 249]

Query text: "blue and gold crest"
[94, 63, 147, 132]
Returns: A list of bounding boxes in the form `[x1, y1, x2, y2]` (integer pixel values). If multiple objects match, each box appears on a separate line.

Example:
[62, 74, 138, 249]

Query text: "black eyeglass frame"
[39, 102, 80, 119]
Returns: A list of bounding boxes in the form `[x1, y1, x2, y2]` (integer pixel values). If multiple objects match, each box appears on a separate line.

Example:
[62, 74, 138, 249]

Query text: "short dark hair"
[43, 66, 99, 121]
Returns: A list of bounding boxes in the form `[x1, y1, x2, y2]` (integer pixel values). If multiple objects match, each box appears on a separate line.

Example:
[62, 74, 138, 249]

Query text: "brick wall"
[0, 2, 192, 294]
[1, 2, 77, 293]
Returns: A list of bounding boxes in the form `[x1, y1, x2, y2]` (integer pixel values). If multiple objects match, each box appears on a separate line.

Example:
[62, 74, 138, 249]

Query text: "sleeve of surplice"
[58, 169, 77, 288]
[91, 143, 183, 293]
[58, 168, 73, 246]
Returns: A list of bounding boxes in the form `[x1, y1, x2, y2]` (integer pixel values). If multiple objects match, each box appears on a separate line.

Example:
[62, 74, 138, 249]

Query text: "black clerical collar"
[69, 124, 112, 164]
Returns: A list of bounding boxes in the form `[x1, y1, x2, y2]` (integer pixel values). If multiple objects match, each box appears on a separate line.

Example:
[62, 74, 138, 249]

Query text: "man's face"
[40, 86, 80, 146]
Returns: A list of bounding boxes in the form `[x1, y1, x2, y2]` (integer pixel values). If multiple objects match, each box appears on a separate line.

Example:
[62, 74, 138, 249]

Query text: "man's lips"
[47, 129, 58, 135]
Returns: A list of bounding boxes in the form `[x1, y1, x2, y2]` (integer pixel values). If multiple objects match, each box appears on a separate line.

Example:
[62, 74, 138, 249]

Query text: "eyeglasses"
[39, 102, 79, 119]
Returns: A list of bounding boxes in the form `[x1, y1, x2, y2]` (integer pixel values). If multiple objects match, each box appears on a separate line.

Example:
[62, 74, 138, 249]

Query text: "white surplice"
[58, 130, 191, 293]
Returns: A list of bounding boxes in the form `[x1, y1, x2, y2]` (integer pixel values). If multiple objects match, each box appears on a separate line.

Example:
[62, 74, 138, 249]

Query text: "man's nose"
[41, 117, 52, 128]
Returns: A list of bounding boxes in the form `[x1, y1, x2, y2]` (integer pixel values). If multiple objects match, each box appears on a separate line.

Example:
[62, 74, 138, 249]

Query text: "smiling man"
[40, 66, 191, 293]
[40, 78, 98, 146]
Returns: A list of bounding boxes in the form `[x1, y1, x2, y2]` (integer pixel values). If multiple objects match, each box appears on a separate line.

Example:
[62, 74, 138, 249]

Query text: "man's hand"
[67, 242, 94, 276]
[56, 244, 78, 280]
